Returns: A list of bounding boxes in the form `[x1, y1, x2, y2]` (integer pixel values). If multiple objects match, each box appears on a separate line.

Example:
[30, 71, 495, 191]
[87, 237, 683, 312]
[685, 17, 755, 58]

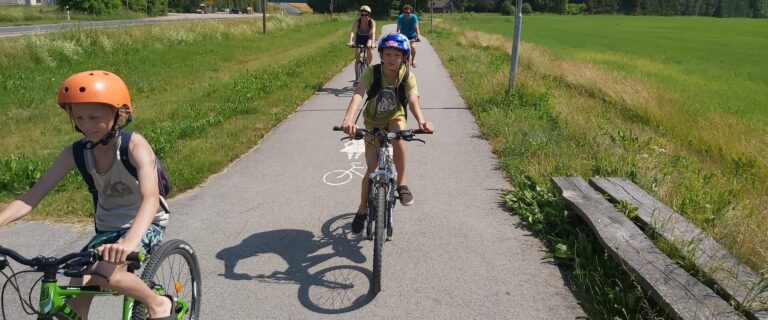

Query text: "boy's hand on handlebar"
[96, 243, 132, 264]
[419, 121, 434, 133]
[341, 118, 357, 137]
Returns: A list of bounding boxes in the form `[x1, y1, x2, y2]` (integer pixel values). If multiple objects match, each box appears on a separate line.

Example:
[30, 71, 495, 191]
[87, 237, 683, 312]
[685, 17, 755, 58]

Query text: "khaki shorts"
[363, 115, 406, 148]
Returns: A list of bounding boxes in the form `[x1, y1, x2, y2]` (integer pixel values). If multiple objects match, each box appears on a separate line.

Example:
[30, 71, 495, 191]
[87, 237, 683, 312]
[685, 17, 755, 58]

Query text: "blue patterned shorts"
[81, 224, 165, 255]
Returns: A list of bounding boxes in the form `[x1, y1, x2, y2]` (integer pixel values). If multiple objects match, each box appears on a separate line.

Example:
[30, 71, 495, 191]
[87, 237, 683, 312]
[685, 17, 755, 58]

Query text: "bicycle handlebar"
[0, 246, 144, 271]
[348, 44, 376, 48]
[332, 126, 432, 143]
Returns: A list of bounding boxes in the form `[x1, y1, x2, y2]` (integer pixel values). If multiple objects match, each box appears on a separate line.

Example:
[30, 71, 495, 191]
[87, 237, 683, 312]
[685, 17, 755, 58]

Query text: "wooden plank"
[590, 177, 768, 320]
[552, 177, 743, 320]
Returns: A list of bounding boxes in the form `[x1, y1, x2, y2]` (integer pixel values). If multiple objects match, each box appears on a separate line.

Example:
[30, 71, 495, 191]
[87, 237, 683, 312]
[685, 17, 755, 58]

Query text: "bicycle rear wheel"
[372, 183, 387, 294]
[132, 239, 202, 320]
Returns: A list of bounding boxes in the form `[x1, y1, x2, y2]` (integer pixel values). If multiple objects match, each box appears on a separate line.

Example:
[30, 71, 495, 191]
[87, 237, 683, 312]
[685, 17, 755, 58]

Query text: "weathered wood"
[589, 177, 768, 320]
[552, 177, 743, 320]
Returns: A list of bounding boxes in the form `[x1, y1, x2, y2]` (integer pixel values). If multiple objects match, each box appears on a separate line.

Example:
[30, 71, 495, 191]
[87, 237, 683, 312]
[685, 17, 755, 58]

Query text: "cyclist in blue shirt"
[396, 4, 421, 68]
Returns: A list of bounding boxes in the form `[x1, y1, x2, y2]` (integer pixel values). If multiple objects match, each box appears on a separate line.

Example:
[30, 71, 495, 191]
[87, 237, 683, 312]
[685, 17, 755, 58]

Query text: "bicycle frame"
[366, 131, 399, 239]
[37, 281, 130, 319]
[0, 248, 190, 320]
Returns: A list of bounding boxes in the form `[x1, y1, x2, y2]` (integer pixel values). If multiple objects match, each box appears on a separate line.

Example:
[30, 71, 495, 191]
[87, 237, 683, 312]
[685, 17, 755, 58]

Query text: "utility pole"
[508, 0, 523, 91]
[262, 0, 266, 34]
[429, 0, 433, 33]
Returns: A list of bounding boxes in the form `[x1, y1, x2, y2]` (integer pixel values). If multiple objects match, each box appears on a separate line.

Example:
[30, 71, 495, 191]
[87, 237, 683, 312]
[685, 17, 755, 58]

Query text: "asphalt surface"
[0, 25, 586, 319]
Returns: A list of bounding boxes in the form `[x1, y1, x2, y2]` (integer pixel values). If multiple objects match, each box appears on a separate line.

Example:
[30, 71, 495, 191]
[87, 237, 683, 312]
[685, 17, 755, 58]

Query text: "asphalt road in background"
[0, 25, 586, 319]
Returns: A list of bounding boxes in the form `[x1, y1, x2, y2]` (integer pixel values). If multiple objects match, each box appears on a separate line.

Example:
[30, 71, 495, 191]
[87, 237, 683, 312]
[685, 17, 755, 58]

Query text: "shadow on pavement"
[316, 86, 355, 98]
[215, 213, 374, 313]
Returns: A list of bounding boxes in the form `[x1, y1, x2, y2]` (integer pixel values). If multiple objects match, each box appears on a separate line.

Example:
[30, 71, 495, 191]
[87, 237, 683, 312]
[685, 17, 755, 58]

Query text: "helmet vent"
[63, 87, 69, 93]
[79, 87, 86, 93]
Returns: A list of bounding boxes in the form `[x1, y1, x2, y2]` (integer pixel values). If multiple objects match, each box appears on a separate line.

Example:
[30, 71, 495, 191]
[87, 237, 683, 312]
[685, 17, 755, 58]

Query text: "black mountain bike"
[0, 239, 201, 319]
[332, 126, 429, 293]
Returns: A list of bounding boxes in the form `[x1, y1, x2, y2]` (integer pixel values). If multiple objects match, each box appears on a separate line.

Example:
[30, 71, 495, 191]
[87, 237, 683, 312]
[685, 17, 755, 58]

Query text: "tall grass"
[429, 16, 767, 319]
[0, 5, 146, 26]
[0, 14, 353, 221]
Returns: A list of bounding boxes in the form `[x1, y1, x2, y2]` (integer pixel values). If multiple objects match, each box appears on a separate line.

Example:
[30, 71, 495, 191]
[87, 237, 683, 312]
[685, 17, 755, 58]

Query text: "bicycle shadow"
[316, 86, 355, 97]
[215, 213, 374, 314]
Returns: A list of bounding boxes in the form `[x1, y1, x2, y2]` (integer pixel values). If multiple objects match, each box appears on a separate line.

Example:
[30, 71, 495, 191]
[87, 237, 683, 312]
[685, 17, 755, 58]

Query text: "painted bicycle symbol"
[323, 162, 365, 186]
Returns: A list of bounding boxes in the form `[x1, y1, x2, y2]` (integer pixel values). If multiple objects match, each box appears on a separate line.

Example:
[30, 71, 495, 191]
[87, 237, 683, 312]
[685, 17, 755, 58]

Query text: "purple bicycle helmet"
[377, 32, 410, 58]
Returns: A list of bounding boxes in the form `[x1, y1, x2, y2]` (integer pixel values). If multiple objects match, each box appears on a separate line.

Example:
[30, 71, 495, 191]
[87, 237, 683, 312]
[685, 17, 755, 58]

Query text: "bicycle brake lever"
[340, 137, 351, 141]
[0, 254, 7, 271]
[412, 138, 426, 144]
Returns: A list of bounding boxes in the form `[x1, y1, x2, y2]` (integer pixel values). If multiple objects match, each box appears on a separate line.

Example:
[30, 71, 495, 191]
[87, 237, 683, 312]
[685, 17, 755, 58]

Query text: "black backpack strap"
[118, 131, 137, 179]
[119, 131, 170, 213]
[72, 139, 98, 214]
[357, 64, 383, 125]
[398, 65, 410, 120]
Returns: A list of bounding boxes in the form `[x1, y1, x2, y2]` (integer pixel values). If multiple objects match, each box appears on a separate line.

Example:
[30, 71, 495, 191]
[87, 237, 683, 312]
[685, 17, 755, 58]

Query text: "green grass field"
[459, 14, 768, 123]
[0, 15, 353, 221]
[0, 5, 146, 26]
[429, 13, 767, 319]
[457, 14, 768, 181]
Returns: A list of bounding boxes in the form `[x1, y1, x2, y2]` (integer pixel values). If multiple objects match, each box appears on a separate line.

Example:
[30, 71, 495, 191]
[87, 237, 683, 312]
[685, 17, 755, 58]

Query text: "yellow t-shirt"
[359, 65, 418, 128]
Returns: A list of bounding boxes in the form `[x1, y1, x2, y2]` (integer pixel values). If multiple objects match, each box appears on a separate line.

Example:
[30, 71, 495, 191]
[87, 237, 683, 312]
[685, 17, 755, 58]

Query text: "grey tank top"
[85, 138, 169, 231]
[356, 18, 372, 36]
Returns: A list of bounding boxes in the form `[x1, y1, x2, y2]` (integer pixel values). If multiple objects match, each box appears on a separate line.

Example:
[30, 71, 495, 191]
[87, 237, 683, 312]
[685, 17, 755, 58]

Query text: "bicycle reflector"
[175, 280, 183, 294]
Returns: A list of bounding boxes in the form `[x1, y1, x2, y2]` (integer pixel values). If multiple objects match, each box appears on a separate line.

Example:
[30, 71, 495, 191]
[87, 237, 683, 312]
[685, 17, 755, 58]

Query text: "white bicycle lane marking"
[323, 139, 392, 186]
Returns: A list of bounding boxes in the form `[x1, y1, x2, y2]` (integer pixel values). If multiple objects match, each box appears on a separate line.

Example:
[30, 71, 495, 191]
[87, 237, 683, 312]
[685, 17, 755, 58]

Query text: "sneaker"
[351, 213, 366, 234]
[397, 185, 414, 206]
[411, 62, 417, 68]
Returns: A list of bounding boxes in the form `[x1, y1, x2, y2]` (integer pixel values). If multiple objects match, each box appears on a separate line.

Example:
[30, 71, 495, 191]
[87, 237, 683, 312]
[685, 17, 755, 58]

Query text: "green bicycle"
[0, 239, 201, 319]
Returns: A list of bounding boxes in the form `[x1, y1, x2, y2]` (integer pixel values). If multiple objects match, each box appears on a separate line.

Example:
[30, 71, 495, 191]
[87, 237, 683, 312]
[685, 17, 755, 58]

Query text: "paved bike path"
[0, 25, 585, 319]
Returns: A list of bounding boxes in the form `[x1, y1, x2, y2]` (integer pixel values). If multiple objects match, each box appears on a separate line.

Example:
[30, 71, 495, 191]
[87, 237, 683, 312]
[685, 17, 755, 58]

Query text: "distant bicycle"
[332, 126, 430, 293]
[0, 239, 201, 320]
[348, 44, 373, 85]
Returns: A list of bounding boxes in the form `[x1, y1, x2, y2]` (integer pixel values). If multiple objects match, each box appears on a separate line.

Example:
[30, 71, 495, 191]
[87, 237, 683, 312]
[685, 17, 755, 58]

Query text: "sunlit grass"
[430, 15, 767, 318]
[0, 14, 353, 219]
[0, 5, 146, 26]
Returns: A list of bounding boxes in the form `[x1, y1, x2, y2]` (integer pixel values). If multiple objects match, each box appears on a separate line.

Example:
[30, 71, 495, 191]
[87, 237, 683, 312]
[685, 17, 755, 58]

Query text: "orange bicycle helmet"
[57, 70, 132, 128]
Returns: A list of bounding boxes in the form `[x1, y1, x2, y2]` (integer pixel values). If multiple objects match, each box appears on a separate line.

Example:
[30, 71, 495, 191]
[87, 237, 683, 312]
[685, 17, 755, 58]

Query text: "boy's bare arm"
[408, 93, 434, 132]
[342, 85, 368, 135]
[0, 147, 75, 227]
[114, 134, 160, 257]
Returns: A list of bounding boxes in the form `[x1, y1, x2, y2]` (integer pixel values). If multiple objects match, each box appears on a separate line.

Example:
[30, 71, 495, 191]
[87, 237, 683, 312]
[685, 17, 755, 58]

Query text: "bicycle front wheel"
[355, 60, 365, 83]
[372, 183, 387, 294]
[132, 239, 202, 320]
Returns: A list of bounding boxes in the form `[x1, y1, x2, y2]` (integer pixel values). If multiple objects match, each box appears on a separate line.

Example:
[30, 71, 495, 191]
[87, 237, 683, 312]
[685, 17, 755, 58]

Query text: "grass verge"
[429, 17, 766, 319]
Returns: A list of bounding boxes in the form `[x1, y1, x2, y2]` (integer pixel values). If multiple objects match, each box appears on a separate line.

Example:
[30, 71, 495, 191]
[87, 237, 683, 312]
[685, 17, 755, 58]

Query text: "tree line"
[306, 0, 767, 18]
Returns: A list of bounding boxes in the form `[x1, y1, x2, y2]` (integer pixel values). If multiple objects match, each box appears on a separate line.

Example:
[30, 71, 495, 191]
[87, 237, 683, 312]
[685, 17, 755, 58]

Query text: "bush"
[500, 1, 515, 15]
[566, 3, 586, 15]
[60, 0, 123, 15]
[521, 2, 532, 14]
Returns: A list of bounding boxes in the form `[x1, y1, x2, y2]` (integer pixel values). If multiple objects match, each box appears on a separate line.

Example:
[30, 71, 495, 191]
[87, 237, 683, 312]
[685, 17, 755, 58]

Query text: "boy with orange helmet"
[0, 71, 175, 319]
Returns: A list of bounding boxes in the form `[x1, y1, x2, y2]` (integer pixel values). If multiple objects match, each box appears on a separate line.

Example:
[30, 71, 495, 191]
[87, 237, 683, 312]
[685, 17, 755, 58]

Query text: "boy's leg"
[88, 262, 173, 318]
[410, 42, 417, 66]
[389, 117, 415, 205]
[357, 139, 379, 214]
[67, 276, 94, 319]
